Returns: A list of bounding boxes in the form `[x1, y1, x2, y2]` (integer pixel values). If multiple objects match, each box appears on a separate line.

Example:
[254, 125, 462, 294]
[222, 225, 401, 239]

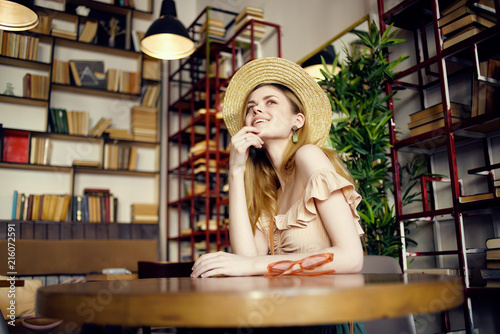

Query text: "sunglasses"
[265, 253, 335, 277]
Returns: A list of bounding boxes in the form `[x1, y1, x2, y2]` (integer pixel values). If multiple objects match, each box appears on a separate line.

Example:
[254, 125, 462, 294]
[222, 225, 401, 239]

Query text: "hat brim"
[222, 57, 332, 147]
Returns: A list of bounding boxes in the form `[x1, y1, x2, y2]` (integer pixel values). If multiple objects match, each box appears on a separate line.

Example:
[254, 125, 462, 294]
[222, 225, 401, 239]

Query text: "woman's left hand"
[191, 251, 260, 277]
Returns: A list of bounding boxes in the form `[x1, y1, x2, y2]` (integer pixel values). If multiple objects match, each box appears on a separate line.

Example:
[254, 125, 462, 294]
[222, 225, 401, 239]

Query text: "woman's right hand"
[228, 126, 264, 173]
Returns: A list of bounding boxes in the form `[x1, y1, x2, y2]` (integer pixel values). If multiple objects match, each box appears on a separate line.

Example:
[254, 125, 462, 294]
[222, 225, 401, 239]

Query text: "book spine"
[11, 190, 18, 220]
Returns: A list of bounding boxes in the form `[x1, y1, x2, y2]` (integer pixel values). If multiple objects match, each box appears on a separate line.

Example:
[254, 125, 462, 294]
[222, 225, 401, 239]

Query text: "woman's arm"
[294, 145, 364, 273]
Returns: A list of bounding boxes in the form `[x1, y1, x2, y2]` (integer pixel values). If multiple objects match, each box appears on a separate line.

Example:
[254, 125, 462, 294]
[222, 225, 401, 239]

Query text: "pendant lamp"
[302, 45, 340, 81]
[0, 0, 39, 31]
[140, 0, 195, 60]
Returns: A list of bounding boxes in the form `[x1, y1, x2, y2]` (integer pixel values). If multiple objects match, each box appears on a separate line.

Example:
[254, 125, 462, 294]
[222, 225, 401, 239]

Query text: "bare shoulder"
[295, 144, 334, 179]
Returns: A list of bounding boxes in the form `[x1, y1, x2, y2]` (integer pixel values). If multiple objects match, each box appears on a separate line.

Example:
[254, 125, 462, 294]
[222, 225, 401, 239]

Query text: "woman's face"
[244, 85, 300, 142]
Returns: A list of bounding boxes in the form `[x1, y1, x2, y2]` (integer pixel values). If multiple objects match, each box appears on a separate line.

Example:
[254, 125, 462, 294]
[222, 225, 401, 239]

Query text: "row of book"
[440, 0, 496, 49]
[23, 73, 50, 100]
[131, 105, 158, 142]
[0, 31, 40, 61]
[11, 191, 71, 222]
[48, 108, 90, 136]
[29, 137, 51, 165]
[106, 68, 141, 94]
[52, 59, 71, 85]
[481, 236, 500, 287]
[104, 144, 138, 171]
[141, 84, 161, 108]
[74, 188, 118, 223]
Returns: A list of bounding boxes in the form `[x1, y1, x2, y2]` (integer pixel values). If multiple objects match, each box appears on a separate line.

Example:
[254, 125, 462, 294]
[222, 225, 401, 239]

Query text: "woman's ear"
[294, 113, 305, 129]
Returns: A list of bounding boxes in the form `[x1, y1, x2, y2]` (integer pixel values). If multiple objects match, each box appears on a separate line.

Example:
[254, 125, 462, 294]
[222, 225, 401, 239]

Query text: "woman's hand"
[229, 126, 263, 173]
[191, 251, 261, 277]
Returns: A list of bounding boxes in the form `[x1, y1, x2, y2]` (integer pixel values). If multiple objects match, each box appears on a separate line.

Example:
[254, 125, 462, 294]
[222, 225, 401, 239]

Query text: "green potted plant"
[318, 21, 421, 257]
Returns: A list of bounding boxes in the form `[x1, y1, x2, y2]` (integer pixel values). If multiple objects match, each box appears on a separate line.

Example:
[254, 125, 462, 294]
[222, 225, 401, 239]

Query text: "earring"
[292, 125, 298, 144]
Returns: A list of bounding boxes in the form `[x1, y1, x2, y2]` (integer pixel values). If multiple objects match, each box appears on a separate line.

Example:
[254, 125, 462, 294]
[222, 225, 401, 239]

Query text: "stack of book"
[200, 17, 226, 43]
[80, 188, 117, 223]
[0, 32, 40, 60]
[481, 237, 500, 287]
[48, 108, 90, 136]
[131, 203, 158, 223]
[188, 139, 218, 157]
[472, 58, 500, 117]
[29, 137, 51, 165]
[104, 143, 138, 171]
[439, 0, 496, 49]
[51, 28, 77, 40]
[106, 69, 141, 94]
[131, 105, 158, 142]
[23, 73, 49, 100]
[52, 59, 70, 85]
[235, 6, 265, 40]
[407, 102, 469, 136]
[11, 191, 71, 222]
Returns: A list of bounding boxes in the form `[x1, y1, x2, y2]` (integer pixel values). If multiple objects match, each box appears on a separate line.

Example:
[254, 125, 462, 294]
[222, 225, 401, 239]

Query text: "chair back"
[361, 255, 417, 334]
[138, 261, 194, 278]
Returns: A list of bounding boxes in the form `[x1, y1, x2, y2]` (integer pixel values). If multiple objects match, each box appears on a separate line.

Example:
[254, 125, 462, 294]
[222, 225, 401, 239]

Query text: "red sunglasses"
[265, 253, 335, 277]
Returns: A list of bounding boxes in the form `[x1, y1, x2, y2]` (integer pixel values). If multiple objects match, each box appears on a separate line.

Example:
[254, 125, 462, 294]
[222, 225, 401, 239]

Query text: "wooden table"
[36, 274, 464, 328]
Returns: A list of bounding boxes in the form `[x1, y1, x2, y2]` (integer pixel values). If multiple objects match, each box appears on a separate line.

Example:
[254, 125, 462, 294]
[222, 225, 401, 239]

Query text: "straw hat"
[222, 57, 333, 147]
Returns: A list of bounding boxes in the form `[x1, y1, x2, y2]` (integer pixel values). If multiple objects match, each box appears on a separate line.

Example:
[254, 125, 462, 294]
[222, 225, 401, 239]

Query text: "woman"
[191, 57, 366, 333]
[191, 57, 364, 278]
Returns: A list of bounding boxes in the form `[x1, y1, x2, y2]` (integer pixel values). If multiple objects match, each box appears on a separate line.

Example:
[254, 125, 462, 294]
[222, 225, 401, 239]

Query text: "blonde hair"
[241, 83, 354, 232]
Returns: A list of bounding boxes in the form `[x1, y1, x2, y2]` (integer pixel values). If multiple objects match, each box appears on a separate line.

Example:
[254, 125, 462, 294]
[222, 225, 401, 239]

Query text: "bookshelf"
[166, 6, 282, 261]
[377, 0, 500, 333]
[0, 0, 161, 237]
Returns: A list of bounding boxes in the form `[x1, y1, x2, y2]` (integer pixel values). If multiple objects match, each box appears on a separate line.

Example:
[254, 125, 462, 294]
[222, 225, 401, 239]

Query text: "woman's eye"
[267, 100, 276, 105]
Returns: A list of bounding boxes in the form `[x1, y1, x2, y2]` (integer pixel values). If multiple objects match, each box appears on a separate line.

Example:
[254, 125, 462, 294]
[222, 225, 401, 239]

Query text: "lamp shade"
[140, 0, 195, 60]
[0, 0, 39, 31]
[302, 45, 340, 81]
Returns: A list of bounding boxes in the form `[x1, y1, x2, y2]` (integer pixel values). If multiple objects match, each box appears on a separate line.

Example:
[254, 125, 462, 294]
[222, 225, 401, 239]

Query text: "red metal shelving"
[377, 0, 500, 333]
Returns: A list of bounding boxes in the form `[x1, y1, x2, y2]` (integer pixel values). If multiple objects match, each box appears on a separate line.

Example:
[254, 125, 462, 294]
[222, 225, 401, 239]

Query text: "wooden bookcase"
[377, 0, 500, 333]
[166, 6, 282, 261]
[0, 0, 161, 238]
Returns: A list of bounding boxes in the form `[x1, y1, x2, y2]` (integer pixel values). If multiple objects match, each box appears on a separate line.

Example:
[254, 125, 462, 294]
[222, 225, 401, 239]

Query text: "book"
[11, 190, 18, 220]
[486, 260, 500, 269]
[486, 237, 500, 249]
[443, 26, 484, 48]
[69, 60, 107, 89]
[408, 108, 466, 128]
[441, 13, 496, 36]
[89, 117, 112, 137]
[2, 130, 30, 163]
[409, 102, 468, 122]
[458, 192, 495, 203]
[409, 116, 462, 136]
[441, 0, 468, 16]
[481, 268, 500, 280]
[78, 20, 98, 43]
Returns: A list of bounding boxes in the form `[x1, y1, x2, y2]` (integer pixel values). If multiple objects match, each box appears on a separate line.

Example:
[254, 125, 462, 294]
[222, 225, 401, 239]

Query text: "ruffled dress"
[255, 168, 367, 334]
[256, 168, 364, 255]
